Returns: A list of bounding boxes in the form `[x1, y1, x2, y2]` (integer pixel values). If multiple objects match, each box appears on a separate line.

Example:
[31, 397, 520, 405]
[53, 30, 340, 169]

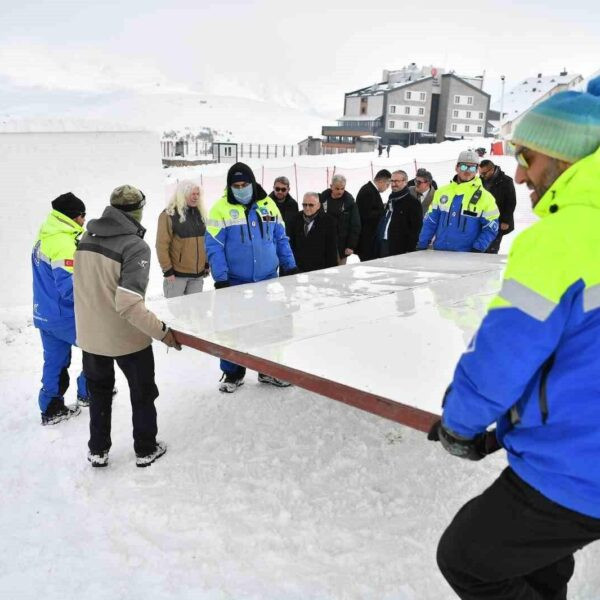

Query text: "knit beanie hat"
[110, 185, 146, 223]
[512, 76, 600, 163]
[51, 192, 86, 220]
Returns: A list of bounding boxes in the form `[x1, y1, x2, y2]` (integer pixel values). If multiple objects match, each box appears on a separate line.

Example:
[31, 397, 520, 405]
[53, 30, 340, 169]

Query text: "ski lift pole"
[294, 163, 299, 201]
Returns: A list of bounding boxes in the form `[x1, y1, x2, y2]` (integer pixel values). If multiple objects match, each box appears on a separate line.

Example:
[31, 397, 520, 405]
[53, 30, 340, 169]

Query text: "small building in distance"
[212, 142, 238, 164]
[298, 136, 323, 156]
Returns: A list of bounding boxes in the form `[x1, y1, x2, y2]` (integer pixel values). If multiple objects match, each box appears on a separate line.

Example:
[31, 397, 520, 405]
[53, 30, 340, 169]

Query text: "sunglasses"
[509, 143, 529, 168]
[302, 203, 317, 207]
[415, 179, 428, 185]
[458, 163, 478, 173]
[274, 187, 288, 192]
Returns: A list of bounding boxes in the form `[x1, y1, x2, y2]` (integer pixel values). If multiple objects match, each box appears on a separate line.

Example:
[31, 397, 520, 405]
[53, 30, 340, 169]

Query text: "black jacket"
[356, 181, 384, 261]
[375, 187, 423, 257]
[319, 189, 361, 256]
[289, 210, 338, 273]
[268, 192, 299, 236]
[481, 167, 516, 234]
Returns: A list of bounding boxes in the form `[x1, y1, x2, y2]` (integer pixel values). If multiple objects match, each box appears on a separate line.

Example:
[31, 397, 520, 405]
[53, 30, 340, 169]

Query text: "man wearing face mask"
[205, 162, 297, 393]
[416, 150, 499, 252]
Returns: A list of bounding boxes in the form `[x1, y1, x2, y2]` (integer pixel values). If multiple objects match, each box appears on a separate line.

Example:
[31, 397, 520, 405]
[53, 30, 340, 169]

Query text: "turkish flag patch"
[64, 259, 74, 267]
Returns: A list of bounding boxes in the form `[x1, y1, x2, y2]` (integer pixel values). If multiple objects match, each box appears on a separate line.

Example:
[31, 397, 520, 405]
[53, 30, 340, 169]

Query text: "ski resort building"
[321, 64, 491, 151]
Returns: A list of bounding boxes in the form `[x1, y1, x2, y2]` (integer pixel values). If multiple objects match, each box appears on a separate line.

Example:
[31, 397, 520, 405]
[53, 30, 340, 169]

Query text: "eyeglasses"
[458, 163, 478, 173]
[274, 187, 288, 192]
[302, 203, 317, 207]
[415, 179, 428, 185]
[391, 179, 405, 184]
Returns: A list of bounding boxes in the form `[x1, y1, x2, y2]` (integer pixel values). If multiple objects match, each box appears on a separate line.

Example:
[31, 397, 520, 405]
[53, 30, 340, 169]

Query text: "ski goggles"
[458, 163, 478, 173]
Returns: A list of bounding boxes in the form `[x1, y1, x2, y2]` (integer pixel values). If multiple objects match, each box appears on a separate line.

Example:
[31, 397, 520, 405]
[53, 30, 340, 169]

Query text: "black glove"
[470, 248, 482, 253]
[282, 267, 299, 276]
[214, 280, 230, 289]
[427, 419, 501, 461]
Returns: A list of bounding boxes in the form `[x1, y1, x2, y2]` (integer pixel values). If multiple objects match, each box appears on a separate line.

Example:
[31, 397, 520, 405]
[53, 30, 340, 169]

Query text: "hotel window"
[465, 125, 471, 133]
[417, 122, 424, 130]
[389, 105, 396, 114]
[454, 95, 461, 104]
[466, 111, 472, 119]
[403, 121, 410, 129]
[405, 91, 413, 100]
[418, 107, 425, 115]
[453, 109, 459, 118]
[478, 112, 484, 119]
[389, 120, 395, 129]
[477, 126, 482, 133]
[419, 92, 426, 101]
[451, 124, 458, 132]
[467, 96, 473, 105]
[405, 106, 411, 115]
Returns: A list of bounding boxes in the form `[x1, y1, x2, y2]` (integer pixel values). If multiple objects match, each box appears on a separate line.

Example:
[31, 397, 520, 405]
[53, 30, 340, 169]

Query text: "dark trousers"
[437, 467, 600, 599]
[82, 345, 159, 456]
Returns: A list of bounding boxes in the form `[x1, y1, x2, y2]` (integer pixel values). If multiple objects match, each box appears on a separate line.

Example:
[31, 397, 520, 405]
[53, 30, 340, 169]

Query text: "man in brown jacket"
[74, 185, 181, 468]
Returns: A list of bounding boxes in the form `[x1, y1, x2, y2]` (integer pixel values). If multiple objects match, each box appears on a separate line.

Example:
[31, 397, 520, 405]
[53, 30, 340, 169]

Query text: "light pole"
[499, 75, 506, 137]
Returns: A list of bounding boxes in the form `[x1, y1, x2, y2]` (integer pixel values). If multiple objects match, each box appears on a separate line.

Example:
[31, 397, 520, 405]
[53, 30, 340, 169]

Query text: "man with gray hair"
[320, 174, 361, 265]
[408, 169, 435, 217]
[268, 175, 298, 235]
[288, 192, 337, 272]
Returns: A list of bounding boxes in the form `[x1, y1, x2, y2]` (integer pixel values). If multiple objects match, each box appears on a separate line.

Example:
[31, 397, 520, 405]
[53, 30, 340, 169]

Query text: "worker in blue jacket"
[32, 193, 88, 425]
[205, 162, 297, 393]
[428, 78, 600, 599]
[417, 150, 499, 252]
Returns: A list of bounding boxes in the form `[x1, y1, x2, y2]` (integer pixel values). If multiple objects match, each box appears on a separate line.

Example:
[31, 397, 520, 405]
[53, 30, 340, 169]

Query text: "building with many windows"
[321, 65, 491, 151]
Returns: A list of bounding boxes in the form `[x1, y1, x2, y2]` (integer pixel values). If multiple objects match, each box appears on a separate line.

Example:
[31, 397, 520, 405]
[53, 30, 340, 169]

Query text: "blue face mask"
[231, 184, 253, 204]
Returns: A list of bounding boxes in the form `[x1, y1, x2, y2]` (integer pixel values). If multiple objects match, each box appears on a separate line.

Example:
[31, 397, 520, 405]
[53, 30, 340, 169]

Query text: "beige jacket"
[74, 206, 166, 357]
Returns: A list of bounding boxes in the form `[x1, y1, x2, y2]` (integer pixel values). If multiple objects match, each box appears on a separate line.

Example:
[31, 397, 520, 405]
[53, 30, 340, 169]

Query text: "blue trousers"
[38, 325, 87, 412]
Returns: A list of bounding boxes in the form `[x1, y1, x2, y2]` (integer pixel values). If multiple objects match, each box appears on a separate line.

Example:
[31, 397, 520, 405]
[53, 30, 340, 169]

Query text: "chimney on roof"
[537, 73, 542, 78]
[560, 68, 568, 76]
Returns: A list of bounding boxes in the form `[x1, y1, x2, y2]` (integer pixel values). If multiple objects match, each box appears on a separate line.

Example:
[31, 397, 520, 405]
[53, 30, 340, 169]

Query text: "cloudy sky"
[1, 0, 598, 116]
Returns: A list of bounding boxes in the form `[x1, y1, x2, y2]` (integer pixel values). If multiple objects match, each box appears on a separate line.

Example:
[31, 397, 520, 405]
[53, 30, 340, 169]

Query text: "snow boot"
[219, 372, 245, 393]
[87, 449, 109, 468]
[136, 441, 167, 468]
[41, 398, 81, 426]
[258, 373, 291, 388]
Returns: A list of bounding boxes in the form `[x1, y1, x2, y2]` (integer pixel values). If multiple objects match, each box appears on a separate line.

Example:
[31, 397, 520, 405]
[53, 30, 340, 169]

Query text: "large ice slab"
[150, 251, 506, 430]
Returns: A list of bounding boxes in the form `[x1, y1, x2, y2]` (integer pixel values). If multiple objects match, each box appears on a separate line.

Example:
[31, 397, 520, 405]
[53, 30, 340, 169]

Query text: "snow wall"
[0, 129, 164, 309]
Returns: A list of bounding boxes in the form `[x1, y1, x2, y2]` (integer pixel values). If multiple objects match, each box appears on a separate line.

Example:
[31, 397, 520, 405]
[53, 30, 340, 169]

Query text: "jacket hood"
[39, 209, 83, 241]
[225, 162, 268, 205]
[86, 205, 146, 239]
[534, 146, 600, 219]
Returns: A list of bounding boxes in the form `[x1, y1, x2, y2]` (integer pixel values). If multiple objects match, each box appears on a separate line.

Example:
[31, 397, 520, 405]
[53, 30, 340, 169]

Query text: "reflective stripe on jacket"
[442, 146, 600, 517]
[205, 193, 296, 284]
[32, 210, 83, 329]
[417, 177, 499, 252]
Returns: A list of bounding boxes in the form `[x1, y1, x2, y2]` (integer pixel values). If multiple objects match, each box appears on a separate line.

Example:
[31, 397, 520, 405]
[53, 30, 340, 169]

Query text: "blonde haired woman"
[156, 180, 208, 298]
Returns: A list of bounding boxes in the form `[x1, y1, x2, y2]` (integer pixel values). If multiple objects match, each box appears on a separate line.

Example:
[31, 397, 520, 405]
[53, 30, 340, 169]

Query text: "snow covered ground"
[2, 137, 600, 599]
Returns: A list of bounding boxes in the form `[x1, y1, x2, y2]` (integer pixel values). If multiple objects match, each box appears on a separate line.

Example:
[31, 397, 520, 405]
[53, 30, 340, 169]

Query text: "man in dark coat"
[356, 169, 391, 262]
[375, 170, 423, 257]
[479, 159, 517, 254]
[408, 169, 435, 218]
[268, 176, 298, 236]
[320, 174, 361, 265]
[289, 192, 338, 272]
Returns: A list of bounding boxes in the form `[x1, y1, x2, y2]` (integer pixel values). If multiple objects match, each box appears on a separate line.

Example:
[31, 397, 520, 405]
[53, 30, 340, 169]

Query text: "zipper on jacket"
[538, 353, 556, 424]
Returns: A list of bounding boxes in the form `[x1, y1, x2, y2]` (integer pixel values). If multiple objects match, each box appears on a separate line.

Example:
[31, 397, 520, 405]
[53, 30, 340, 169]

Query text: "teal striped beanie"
[512, 76, 600, 163]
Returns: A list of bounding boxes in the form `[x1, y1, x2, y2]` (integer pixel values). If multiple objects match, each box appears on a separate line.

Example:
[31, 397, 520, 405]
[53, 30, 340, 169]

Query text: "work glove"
[427, 419, 501, 461]
[161, 328, 182, 351]
[214, 280, 230, 289]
